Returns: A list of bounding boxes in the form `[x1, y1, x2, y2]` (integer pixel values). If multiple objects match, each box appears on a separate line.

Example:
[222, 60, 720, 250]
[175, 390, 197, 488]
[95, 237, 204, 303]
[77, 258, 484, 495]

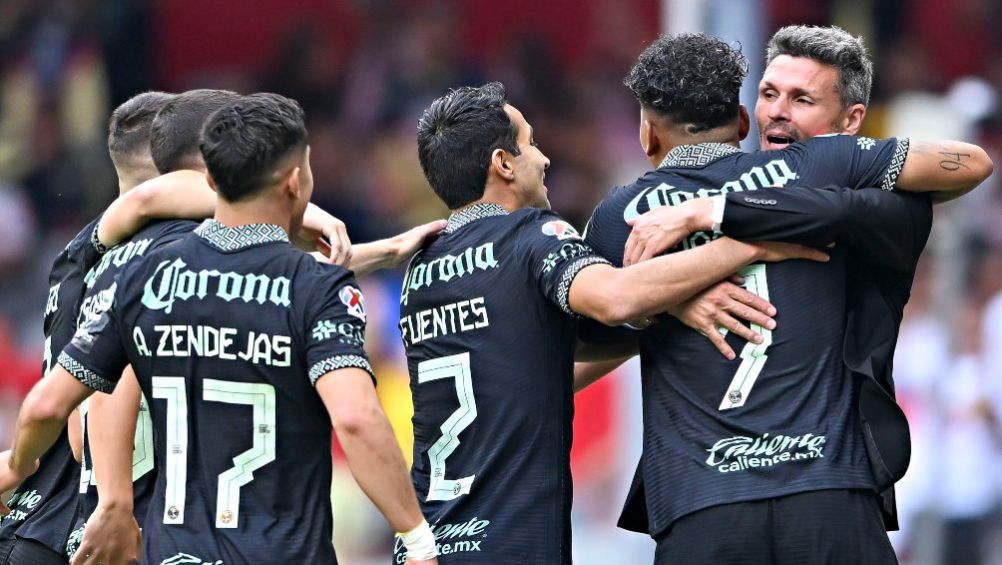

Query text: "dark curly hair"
[417, 82, 521, 209]
[624, 33, 747, 132]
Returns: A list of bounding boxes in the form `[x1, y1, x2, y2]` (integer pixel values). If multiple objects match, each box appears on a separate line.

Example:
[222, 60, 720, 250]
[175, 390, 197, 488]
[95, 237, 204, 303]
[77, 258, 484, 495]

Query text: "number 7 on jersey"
[418, 352, 477, 501]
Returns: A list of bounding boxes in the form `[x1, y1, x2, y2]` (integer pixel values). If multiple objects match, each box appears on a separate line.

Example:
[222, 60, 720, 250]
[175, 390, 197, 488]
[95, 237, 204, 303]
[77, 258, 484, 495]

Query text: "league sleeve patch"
[856, 136, 877, 150]
[541, 220, 581, 240]
[338, 285, 366, 322]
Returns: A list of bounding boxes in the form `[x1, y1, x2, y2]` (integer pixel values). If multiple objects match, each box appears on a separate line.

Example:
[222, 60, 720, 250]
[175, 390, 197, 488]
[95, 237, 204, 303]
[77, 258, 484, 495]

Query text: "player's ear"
[641, 119, 659, 157]
[738, 105, 750, 141]
[490, 148, 515, 181]
[205, 172, 218, 193]
[285, 166, 301, 199]
[841, 104, 866, 135]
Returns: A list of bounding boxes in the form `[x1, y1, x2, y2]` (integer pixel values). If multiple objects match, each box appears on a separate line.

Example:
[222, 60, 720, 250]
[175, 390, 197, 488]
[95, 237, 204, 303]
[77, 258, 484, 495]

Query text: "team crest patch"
[541, 220, 581, 240]
[339, 285, 366, 322]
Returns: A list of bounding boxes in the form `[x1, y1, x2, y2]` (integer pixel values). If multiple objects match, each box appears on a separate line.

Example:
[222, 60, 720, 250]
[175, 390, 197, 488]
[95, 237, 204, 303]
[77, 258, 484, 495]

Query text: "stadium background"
[0, 0, 1000, 563]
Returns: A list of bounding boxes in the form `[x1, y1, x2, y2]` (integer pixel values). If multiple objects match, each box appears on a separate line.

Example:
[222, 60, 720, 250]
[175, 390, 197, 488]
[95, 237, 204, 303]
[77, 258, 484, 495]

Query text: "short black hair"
[107, 91, 175, 166]
[417, 82, 521, 209]
[625, 33, 748, 132]
[200, 92, 308, 202]
[150, 89, 241, 173]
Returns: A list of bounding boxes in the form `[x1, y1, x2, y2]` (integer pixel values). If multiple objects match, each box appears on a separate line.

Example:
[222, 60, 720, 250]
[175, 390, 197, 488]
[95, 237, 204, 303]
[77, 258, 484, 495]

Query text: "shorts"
[0, 536, 68, 565]
[654, 489, 898, 564]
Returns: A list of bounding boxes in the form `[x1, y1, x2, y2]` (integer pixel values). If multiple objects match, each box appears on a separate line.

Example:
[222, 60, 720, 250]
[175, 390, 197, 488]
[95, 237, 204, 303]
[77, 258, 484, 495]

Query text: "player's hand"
[623, 199, 712, 266]
[302, 206, 353, 266]
[388, 219, 448, 267]
[667, 281, 777, 359]
[406, 558, 439, 565]
[754, 241, 830, 263]
[0, 450, 37, 514]
[71, 504, 141, 565]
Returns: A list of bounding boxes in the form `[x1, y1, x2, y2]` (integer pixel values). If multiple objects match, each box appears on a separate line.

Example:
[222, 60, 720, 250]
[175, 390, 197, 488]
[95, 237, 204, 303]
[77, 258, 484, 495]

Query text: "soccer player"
[397, 82, 827, 564]
[618, 25, 979, 538]
[579, 33, 991, 564]
[1, 93, 439, 564]
[0, 91, 176, 565]
[68, 88, 242, 562]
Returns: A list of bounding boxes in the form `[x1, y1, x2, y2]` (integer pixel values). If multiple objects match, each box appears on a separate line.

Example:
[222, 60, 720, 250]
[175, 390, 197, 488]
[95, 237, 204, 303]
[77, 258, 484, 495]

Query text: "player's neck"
[213, 197, 292, 234]
[115, 167, 159, 195]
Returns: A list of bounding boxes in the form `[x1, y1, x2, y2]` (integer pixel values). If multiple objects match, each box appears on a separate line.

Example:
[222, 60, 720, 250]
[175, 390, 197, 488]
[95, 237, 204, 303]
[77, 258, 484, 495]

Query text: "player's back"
[583, 136, 908, 535]
[0, 217, 102, 558]
[107, 220, 366, 565]
[400, 204, 601, 565]
[74, 218, 197, 547]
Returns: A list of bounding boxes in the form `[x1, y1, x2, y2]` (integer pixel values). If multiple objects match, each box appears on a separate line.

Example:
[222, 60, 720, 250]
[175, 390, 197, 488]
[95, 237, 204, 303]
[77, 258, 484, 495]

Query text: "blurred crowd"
[0, 0, 1000, 563]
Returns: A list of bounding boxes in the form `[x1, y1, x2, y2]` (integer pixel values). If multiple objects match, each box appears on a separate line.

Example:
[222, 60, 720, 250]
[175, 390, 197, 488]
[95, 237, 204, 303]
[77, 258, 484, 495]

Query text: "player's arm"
[347, 220, 447, 277]
[316, 369, 437, 563]
[628, 187, 932, 272]
[573, 341, 638, 392]
[72, 367, 142, 565]
[97, 170, 213, 247]
[896, 139, 993, 202]
[97, 170, 356, 264]
[67, 408, 83, 463]
[0, 366, 95, 511]
[569, 237, 826, 327]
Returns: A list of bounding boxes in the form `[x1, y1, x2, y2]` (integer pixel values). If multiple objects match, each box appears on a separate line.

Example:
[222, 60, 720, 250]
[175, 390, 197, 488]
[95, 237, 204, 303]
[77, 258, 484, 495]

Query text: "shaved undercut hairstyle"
[150, 88, 241, 173]
[107, 91, 175, 168]
[200, 92, 308, 202]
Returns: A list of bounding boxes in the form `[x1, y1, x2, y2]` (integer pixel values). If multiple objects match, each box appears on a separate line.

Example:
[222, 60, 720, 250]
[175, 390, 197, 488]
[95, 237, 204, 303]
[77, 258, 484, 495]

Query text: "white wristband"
[397, 519, 438, 560]
[710, 195, 726, 232]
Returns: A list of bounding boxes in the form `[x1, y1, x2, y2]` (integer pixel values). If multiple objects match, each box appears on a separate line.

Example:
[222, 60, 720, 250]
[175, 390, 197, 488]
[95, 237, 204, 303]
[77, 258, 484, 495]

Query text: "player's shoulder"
[50, 215, 104, 272]
[510, 207, 584, 243]
[785, 133, 895, 154]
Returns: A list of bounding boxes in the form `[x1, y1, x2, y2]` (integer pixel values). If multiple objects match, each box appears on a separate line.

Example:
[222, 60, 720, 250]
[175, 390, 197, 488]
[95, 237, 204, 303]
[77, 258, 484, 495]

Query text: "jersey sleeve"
[518, 209, 610, 317]
[579, 198, 640, 343]
[793, 135, 909, 191]
[59, 281, 129, 394]
[303, 268, 375, 387]
[721, 186, 932, 272]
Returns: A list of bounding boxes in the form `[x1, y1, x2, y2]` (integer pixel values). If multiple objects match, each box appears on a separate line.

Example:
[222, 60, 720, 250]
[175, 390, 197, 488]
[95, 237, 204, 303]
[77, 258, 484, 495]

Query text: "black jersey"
[0, 218, 103, 556]
[582, 135, 909, 536]
[60, 219, 373, 565]
[71, 219, 197, 551]
[395, 203, 608, 565]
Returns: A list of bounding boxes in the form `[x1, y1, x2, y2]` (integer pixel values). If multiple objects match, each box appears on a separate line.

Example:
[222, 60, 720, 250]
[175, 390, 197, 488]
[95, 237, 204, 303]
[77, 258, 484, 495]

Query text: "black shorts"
[654, 489, 898, 565]
[0, 536, 67, 565]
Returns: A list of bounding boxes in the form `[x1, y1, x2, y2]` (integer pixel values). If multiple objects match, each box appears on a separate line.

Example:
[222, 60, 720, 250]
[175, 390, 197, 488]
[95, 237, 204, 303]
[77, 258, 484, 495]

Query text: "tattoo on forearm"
[939, 150, 970, 172]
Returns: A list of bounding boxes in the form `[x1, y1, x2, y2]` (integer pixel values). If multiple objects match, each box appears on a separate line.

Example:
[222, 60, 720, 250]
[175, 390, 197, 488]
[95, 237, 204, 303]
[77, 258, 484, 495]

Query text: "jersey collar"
[443, 203, 509, 234]
[194, 219, 290, 251]
[658, 143, 742, 169]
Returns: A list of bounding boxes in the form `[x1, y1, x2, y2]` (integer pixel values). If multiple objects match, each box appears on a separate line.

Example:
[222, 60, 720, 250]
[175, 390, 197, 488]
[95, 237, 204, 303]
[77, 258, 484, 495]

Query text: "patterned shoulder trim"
[58, 352, 115, 393]
[195, 219, 289, 251]
[880, 138, 910, 191]
[309, 354, 375, 386]
[557, 256, 611, 316]
[90, 224, 110, 254]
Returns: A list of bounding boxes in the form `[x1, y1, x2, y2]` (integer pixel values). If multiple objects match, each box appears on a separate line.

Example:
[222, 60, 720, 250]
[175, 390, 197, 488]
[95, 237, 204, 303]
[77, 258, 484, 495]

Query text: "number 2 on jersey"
[152, 377, 276, 528]
[418, 352, 477, 501]
[718, 264, 772, 410]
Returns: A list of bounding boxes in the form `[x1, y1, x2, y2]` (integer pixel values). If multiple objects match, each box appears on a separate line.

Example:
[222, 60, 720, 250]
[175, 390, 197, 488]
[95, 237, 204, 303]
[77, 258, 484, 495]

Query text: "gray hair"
[766, 25, 873, 108]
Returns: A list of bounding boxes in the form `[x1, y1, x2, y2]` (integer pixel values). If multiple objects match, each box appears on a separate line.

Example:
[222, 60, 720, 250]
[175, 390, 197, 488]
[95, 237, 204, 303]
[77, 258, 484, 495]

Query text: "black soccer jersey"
[71, 219, 197, 552]
[0, 217, 103, 556]
[582, 135, 909, 536]
[60, 219, 373, 565]
[396, 203, 608, 565]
